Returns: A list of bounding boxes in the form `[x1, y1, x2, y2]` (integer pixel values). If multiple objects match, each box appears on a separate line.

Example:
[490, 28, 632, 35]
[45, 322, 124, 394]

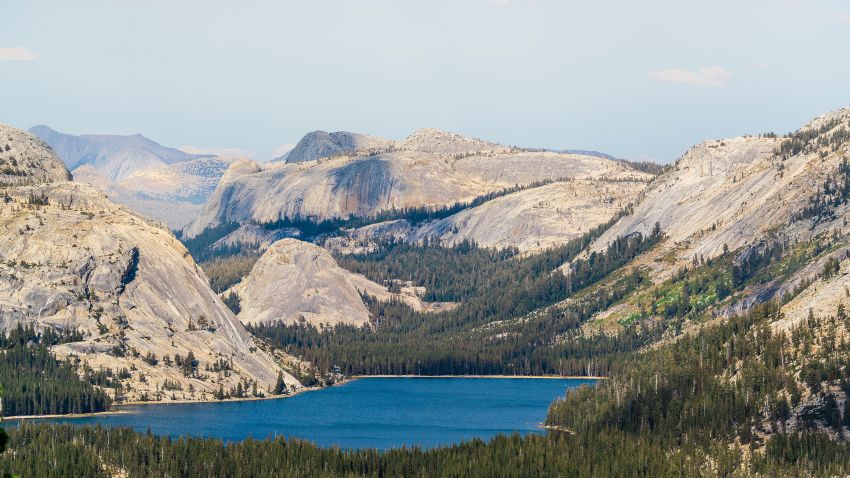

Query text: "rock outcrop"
[0, 126, 302, 402]
[228, 238, 442, 327]
[0, 125, 71, 186]
[280, 130, 393, 163]
[406, 179, 646, 252]
[184, 128, 652, 237]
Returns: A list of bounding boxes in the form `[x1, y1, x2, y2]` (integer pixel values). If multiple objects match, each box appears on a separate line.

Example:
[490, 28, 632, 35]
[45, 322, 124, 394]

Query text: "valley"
[2, 107, 850, 476]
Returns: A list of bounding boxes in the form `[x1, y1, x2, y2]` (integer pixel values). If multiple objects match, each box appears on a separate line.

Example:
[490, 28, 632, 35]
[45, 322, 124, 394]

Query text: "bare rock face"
[219, 158, 265, 184]
[229, 238, 436, 327]
[0, 125, 71, 186]
[184, 128, 652, 238]
[0, 127, 302, 401]
[590, 107, 850, 269]
[408, 179, 647, 252]
[281, 130, 393, 163]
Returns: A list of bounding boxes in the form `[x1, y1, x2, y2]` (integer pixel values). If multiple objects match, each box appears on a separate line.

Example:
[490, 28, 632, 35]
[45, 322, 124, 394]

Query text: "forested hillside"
[0, 325, 113, 417]
[250, 220, 662, 375]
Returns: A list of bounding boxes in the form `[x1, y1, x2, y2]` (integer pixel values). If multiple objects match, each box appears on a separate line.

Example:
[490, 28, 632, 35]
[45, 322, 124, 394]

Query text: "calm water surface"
[31, 377, 595, 449]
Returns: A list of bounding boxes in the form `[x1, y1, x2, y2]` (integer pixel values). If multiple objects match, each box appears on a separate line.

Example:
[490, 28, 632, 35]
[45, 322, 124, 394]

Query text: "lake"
[25, 377, 595, 450]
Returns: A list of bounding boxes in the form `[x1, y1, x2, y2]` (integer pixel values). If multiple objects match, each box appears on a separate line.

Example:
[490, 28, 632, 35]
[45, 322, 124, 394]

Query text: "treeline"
[0, 423, 749, 478]
[201, 254, 260, 293]
[252, 224, 663, 376]
[261, 178, 577, 234]
[794, 157, 850, 223]
[2, 415, 848, 476]
[0, 325, 112, 416]
[775, 116, 850, 159]
[336, 213, 641, 302]
[615, 158, 668, 176]
[178, 221, 242, 262]
[179, 178, 605, 262]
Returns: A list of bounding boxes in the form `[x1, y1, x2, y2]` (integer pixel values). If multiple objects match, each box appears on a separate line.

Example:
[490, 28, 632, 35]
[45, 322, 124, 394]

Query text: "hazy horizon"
[3, 0, 849, 162]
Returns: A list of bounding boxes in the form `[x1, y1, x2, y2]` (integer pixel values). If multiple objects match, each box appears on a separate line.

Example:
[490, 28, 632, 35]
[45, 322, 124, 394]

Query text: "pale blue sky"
[2, 0, 849, 161]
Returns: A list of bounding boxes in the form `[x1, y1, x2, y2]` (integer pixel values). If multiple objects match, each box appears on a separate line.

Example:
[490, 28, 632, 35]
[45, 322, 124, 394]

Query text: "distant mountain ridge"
[29, 125, 235, 228]
[29, 125, 200, 181]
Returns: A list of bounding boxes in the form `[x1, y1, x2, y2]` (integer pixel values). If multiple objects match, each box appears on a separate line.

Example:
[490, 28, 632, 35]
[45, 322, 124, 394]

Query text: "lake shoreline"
[2, 375, 601, 421]
[1, 383, 333, 421]
[4, 377, 591, 449]
[352, 375, 606, 379]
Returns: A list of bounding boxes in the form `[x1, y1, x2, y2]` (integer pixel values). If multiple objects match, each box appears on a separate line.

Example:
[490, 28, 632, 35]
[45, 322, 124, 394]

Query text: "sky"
[2, 0, 849, 162]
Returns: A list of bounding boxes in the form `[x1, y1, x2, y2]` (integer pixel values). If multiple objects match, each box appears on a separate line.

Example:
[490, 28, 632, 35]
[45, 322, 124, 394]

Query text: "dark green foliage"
[26, 192, 49, 206]
[775, 118, 850, 159]
[223, 291, 241, 314]
[0, 423, 741, 478]
[274, 371, 287, 395]
[202, 254, 259, 293]
[794, 157, 850, 223]
[253, 224, 662, 376]
[174, 351, 198, 377]
[178, 221, 242, 262]
[547, 298, 850, 474]
[0, 325, 112, 417]
[615, 158, 668, 175]
[2, 419, 848, 477]
[759, 432, 850, 475]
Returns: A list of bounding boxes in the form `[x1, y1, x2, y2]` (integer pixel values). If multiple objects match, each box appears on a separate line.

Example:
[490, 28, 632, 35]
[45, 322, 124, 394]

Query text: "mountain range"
[4, 106, 850, 474]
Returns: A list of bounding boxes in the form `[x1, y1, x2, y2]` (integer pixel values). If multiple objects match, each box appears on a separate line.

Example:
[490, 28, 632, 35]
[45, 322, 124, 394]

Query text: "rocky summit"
[228, 238, 441, 327]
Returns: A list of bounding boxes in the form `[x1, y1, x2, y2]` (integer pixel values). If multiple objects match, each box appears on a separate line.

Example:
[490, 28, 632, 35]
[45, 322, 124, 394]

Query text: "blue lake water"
[27, 377, 595, 449]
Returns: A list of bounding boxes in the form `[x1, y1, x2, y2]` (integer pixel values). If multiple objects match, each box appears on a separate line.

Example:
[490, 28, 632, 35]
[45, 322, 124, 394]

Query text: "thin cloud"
[648, 66, 733, 87]
[0, 47, 39, 61]
[841, 14, 850, 24]
[179, 145, 251, 158]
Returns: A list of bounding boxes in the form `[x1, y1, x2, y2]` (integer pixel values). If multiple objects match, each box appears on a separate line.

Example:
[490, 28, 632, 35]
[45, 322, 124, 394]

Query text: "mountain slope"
[0, 126, 303, 402]
[1, 125, 72, 186]
[184, 128, 651, 237]
[406, 179, 645, 252]
[590, 107, 850, 274]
